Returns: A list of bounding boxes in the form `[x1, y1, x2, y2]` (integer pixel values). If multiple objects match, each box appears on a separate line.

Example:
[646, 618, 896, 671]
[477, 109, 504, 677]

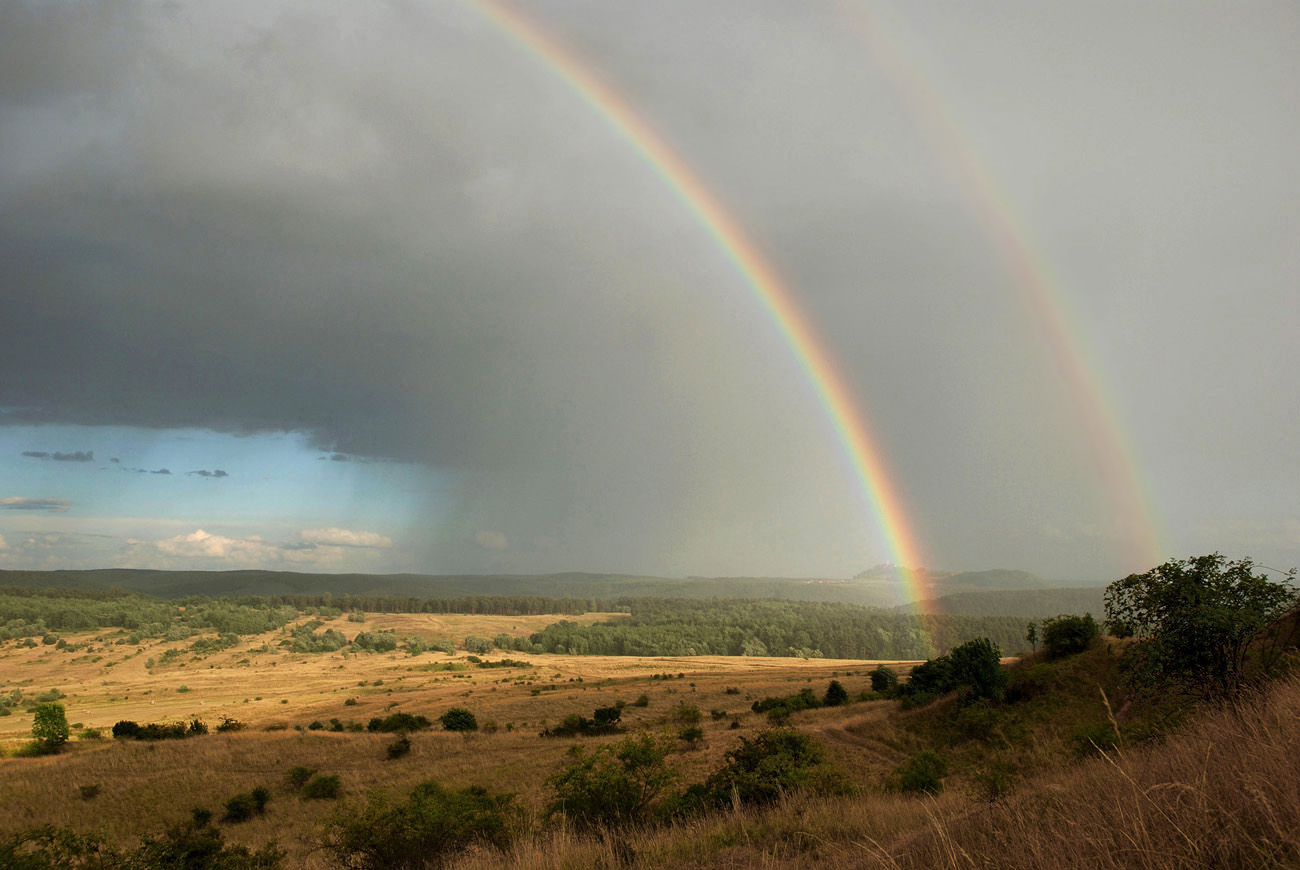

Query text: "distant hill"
[0, 565, 1064, 610]
[895, 585, 1108, 619]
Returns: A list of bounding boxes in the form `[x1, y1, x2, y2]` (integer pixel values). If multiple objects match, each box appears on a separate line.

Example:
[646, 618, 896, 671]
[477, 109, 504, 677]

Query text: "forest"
[0, 586, 1028, 658]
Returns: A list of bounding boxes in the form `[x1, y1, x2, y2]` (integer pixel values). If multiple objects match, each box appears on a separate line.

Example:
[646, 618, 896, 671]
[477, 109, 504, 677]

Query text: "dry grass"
[0, 619, 916, 867]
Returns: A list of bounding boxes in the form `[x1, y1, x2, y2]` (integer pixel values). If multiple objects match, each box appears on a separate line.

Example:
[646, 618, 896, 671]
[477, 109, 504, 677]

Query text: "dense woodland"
[1, 586, 1027, 659]
[526, 598, 1026, 659]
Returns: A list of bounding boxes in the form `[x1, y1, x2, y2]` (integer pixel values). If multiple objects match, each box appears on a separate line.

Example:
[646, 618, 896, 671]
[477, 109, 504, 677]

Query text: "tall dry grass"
[448, 675, 1300, 870]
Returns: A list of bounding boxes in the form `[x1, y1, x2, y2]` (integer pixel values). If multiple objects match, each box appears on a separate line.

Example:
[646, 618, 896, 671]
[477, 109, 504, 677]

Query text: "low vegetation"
[0, 553, 1296, 870]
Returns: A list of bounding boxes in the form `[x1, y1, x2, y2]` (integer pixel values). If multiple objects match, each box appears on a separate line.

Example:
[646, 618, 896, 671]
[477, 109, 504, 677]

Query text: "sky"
[1, 1, 1297, 584]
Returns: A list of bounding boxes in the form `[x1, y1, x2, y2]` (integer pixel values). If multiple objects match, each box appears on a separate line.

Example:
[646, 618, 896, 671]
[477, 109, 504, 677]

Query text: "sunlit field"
[0, 613, 920, 867]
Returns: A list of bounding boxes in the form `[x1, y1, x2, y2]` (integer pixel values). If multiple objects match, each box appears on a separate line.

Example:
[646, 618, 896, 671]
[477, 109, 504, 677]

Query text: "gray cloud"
[21, 450, 94, 462]
[150, 468, 171, 475]
[1, 497, 72, 513]
[189, 469, 228, 478]
[0, 1, 1296, 578]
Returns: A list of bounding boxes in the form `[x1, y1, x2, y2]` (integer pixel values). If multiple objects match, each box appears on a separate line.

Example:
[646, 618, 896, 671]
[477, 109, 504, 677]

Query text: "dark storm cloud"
[0, 1, 1296, 578]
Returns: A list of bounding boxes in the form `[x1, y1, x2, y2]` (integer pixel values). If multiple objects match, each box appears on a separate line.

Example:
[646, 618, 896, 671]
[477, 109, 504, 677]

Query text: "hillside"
[895, 585, 1108, 618]
[0, 565, 1063, 608]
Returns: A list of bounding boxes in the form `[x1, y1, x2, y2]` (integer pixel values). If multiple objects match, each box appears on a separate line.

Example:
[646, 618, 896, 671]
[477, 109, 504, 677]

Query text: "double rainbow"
[468, 0, 935, 603]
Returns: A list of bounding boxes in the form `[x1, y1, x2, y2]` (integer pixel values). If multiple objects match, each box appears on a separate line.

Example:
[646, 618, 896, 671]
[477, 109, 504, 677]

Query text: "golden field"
[0, 613, 922, 867]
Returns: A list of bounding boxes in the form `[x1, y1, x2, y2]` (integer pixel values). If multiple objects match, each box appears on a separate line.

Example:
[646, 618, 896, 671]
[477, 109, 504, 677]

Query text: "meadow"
[4, 563, 1298, 870]
[0, 611, 921, 867]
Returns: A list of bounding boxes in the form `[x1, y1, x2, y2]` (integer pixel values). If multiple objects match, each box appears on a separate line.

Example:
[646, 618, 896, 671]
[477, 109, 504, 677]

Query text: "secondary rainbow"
[467, 0, 936, 605]
[839, 1, 1166, 571]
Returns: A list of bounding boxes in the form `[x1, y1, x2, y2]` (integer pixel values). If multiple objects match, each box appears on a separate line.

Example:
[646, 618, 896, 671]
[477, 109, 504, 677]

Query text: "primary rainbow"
[467, 0, 937, 606]
[839, 1, 1166, 571]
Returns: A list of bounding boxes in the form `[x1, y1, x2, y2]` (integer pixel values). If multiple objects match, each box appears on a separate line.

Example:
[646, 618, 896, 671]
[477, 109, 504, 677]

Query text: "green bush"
[1041, 613, 1100, 659]
[547, 733, 678, 829]
[325, 781, 520, 869]
[823, 680, 849, 707]
[699, 728, 839, 807]
[301, 775, 343, 801]
[439, 707, 478, 732]
[31, 703, 69, 752]
[386, 735, 411, 760]
[892, 750, 948, 795]
[285, 767, 317, 790]
[0, 821, 284, 869]
[870, 665, 898, 694]
[366, 713, 431, 733]
[222, 787, 270, 823]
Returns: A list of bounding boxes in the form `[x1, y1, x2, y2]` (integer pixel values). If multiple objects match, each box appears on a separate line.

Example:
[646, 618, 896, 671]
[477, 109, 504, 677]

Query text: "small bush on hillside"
[1041, 613, 1101, 659]
[325, 781, 520, 869]
[824, 680, 849, 707]
[223, 787, 270, 823]
[216, 716, 245, 733]
[463, 635, 495, 655]
[547, 733, 678, 829]
[892, 750, 948, 795]
[697, 728, 841, 808]
[751, 687, 822, 720]
[31, 703, 69, 753]
[113, 720, 142, 739]
[386, 735, 411, 760]
[439, 707, 478, 732]
[870, 665, 899, 694]
[285, 767, 317, 790]
[366, 712, 431, 733]
[301, 775, 343, 801]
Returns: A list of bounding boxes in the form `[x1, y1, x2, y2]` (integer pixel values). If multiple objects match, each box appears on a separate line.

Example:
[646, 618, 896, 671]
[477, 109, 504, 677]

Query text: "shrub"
[215, 716, 245, 733]
[632, 694, 650, 707]
[31, 703, 69, 752]
[678, 725, 704, 748]
[367, 712, 432, 733]
[1041, 613, 1101, 659]
[870, 665, 898, 694]
[547, 733, 677, 829]
[701, 728, 839, 807]
[113, 720, 142, 739]
[222, 787, 270, 823]
[439, 707, 478, 732]
[78, 784, 100, 800]
[463, 635, 495, 655]
[823, 680, 849, 707]
[301, 774, 343, 800]
[386, 735, 411, 760]
[188, 717, 208, 736]
[892, 750, 948, 795]
[325, 781, 520, 869]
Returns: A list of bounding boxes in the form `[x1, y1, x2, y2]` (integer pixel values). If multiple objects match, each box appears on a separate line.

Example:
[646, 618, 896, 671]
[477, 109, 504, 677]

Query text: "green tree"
[947, 637, 1007, 701]
[31, 703, 69, 752]
[1025, 621, 1038, 655]
[1105, 554, 1297, 699]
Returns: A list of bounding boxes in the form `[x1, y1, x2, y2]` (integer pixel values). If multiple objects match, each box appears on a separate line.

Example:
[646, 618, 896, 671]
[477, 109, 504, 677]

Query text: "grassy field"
[9, 613, 1295, 870]
[0, 614, 921, 867]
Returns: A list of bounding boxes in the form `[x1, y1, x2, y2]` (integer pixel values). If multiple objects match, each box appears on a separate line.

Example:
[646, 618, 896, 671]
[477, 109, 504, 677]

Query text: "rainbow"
[466, 0, 937, 605]
[838, 1, 1166, 571]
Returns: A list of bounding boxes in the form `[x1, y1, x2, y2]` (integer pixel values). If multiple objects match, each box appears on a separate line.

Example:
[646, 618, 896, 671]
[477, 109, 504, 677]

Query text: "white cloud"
[474, 530, 507, 551]
[300, 527, 393, 549]
[155, 529, 276, 561]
